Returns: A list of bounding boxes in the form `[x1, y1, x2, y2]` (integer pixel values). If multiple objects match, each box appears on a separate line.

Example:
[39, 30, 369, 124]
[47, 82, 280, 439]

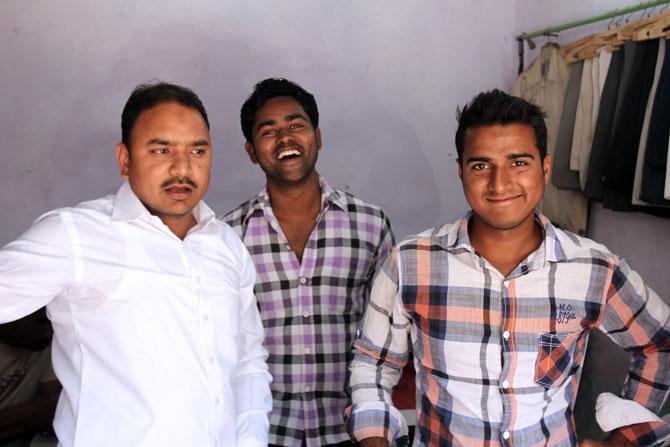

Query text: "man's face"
[245, 96, 321, 187]
[116, 102, 211, 225]
[458, 123, 551, 232]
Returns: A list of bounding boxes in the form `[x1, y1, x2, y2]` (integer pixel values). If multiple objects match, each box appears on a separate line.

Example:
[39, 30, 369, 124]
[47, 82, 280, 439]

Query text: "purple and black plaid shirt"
[223, 177, 394, 446]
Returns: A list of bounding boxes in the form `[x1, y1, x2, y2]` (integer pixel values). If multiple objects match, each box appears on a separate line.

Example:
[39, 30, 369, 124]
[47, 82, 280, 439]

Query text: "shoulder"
[26, 195, 115, 237]
[220, 196, 259, 235]
[333, 188, 391, 225]
[398, 222, 457, 252]
[551, 225, 618, 264]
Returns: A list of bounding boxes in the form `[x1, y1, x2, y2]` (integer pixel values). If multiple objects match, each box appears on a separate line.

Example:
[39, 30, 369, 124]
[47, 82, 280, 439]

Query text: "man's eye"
[262, 129, 277, 137]
[152, 148, 169, 154]
[191, 148, 207, 155]
[290, 123, 304, 130]
[513, 160, 528, 167]
[472, 163, 487, 171]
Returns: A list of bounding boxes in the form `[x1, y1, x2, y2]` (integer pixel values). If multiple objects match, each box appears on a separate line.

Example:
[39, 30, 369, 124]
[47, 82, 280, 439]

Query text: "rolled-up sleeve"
[348, 249, 410, 443]
[596, 257, 670, 446]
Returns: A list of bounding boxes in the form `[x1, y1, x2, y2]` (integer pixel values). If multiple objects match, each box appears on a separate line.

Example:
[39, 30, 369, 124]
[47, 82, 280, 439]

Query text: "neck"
[468, 215, 543, 277]
[162, 214, 198, 240]
[266, 172, 322, 218]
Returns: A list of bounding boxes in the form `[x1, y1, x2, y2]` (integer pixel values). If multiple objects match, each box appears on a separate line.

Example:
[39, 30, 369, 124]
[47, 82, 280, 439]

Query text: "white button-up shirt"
[0, 182, 272, 447]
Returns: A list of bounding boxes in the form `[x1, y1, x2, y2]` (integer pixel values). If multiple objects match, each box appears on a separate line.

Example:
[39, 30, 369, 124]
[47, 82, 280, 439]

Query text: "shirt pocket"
[534, 330, 583, 388]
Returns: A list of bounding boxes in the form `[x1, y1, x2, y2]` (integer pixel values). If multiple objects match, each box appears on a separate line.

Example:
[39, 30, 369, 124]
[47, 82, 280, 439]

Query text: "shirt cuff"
[596, 392, 670, 447]
[347, 401, 408, 443]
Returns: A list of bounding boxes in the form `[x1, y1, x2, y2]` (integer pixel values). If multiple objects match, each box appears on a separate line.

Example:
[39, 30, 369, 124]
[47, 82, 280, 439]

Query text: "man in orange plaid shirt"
[348, 89, 670, 447]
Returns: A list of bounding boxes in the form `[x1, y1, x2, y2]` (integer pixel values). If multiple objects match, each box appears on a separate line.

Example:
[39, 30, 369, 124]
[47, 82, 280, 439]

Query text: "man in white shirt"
[0, 82, 272, 447]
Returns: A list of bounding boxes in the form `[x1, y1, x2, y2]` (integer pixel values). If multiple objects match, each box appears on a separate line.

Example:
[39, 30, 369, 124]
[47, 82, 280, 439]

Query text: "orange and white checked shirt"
[349, 213, 670, 446]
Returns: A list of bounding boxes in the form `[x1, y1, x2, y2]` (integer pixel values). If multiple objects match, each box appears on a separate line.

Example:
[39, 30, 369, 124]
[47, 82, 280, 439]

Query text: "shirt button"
[304, 385, 311, 392]
[202, 314, 209, 322]
[214, 398, 220, 405]
[502, 330, 510, 340]
[502, 431, 510, 440]
[302, 311, 310, 318]
[208, 356, 214, 364]
[285, 244, 291, 251]
[299, 277, 308, 285]
[501, 380, 509, 389]
[304, 347, 311, 354]
[503, 280, 509, 287]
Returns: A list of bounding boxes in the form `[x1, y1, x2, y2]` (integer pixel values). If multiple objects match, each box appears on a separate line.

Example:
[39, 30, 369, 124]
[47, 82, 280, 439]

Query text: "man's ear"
[315, 127, 322, 151]
[457, 159, 463, 180]
[542, 154, 552, 184]
[116, 143, 130, 179]
[244, 141, 259, 164]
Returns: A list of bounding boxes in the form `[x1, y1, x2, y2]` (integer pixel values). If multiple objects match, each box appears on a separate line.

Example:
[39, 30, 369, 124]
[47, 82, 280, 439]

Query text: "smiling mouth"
[277, 149, 301, 160]
[487, 195, 522, 203]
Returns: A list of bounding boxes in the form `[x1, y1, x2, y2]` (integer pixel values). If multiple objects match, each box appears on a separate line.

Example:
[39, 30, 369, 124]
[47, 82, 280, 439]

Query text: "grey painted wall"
[2, 0, 669, 438]
[1, 0, 518, 246]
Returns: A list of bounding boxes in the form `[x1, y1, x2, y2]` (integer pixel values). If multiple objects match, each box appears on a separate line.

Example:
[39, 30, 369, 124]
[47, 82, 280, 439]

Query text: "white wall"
[0, 0, 517, 244]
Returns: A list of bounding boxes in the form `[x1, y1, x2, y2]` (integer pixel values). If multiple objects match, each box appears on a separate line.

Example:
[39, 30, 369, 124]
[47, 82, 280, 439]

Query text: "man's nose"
[489, 167, 511, 193]
[170, 150, 192, 176]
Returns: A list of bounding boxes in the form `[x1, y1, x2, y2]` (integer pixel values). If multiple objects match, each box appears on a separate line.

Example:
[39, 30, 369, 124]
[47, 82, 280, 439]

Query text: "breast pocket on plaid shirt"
[534, 330, 584, 388]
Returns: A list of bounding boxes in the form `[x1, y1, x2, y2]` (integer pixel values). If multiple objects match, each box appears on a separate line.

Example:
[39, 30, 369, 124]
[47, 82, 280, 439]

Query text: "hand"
[579, 430, 636, 447]
[360, 437, 390, 447]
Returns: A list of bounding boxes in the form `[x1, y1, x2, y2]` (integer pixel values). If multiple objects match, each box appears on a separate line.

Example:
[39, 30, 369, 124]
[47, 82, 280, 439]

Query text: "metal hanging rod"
[515, 0, 670, 73]
[517, 0, 670, 42]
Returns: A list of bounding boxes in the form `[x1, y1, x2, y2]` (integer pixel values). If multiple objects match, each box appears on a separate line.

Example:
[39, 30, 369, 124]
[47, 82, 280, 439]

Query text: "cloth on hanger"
[666, 132, 670, 199]
[575, 50, 612, 190]
[633, 39, 667, 206]
[602, 39, 659, 211]
[512, 43, 588, 235]
[585, 49, 625, 201]
[641, 39, 670, 205]
[570, 58, 597, 188]
[552, 60, 583, 190]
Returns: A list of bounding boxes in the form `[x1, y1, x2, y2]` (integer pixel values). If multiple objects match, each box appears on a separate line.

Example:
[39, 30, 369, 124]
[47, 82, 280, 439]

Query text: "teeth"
[277, 149, 300, 160]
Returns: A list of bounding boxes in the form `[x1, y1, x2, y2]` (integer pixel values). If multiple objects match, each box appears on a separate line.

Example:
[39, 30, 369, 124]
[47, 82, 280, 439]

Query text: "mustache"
[161, 176, 198, 189]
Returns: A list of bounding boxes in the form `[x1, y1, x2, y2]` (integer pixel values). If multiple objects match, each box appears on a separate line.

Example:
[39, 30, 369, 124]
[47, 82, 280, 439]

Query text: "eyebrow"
[146, 138, 210, 146]
[464, 152, 535, 164]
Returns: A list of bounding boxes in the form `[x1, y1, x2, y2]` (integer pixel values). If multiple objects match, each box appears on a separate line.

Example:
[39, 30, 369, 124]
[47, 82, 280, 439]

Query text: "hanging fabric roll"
[632, 39, 666, 206]
[640, 39, 670, 205]
[602, 39, 659, 211]
[513, 43, 589, 235]
[551, 60, 583, 190]
[584, 49, 625, 201]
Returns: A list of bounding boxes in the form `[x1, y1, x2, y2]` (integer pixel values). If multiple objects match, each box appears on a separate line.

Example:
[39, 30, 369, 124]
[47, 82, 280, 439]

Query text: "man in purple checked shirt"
[223, 78, 395, 447]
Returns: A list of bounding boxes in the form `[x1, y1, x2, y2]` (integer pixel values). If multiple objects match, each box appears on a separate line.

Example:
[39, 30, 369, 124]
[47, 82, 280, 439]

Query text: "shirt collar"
[445, 210, 567, 265]
[241, 176, 347, 226]
[111, 181, 222, 234]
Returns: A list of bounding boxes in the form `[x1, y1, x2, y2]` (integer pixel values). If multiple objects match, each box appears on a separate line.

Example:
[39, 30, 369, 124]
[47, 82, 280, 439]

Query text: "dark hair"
[121, 81, 209, 148]
[455, 89, 547, 162]
[240, 78, 319, 143]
